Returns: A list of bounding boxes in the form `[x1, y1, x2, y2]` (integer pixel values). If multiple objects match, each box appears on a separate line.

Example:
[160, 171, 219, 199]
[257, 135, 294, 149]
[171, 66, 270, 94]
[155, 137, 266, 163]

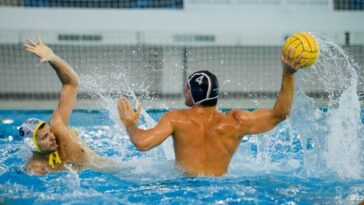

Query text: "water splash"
[231, 34, 363, 180]
[80, 66, 174, 161]
[324, 75, 362, 178]
[291, 35, 363, 179]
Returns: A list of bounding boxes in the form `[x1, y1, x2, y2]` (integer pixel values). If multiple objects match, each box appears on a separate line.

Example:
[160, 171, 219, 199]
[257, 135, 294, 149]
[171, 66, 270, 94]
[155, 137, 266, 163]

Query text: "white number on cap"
[195, 76, 204, 85]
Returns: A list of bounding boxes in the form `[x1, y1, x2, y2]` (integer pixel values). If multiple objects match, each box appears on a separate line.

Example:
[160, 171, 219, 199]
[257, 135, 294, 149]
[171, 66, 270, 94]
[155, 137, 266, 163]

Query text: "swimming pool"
[1, 36, 364, 204]
[1, 108, 364, 205]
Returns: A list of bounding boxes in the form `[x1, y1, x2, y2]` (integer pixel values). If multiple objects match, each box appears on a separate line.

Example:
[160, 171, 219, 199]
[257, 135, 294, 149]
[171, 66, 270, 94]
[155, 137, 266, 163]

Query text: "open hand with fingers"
[117, 97, 142, 126]
[24, 35, 55, 63]
[281, 46, 308, 74]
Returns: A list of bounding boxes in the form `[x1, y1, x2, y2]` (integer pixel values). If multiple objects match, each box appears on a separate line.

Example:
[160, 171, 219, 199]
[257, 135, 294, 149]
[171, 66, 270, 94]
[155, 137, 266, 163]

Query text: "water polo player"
[19, 36, 113, 175]
[117, 46, 307, 176]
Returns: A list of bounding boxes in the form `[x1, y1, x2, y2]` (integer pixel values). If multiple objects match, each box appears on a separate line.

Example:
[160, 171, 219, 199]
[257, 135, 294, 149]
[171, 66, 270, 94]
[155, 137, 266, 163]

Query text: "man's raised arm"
[117, 97, 174, 151]
[231, 47, 307, 136]
[24, 35, 79, 126]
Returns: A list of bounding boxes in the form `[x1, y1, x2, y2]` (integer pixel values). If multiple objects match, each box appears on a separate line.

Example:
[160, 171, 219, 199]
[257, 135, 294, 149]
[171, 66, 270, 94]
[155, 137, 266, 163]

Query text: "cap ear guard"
[23, 137, 37, 152]
[19, 118, 46, 153]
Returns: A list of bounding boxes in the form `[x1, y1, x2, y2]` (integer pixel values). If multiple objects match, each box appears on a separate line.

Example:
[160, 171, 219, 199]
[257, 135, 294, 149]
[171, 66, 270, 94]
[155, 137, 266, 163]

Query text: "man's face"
[35, 123, 58, 154]
[183, 83, 193, 107]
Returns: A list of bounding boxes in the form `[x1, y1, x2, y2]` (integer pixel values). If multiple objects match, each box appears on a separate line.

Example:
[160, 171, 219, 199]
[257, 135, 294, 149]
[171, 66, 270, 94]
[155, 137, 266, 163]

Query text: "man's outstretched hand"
[24, 35, 55, 63]
[117, 97, 142, 126]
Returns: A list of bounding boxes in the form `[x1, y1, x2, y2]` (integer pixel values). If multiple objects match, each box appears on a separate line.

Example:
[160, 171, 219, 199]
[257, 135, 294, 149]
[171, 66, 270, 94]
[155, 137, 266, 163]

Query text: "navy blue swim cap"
[187, 70, 219, 105]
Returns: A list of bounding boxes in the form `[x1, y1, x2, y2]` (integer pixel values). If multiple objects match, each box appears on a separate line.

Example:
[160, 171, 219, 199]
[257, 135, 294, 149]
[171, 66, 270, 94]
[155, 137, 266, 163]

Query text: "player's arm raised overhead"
[24, 35, 79, 127]
[230, 47, 307, 136]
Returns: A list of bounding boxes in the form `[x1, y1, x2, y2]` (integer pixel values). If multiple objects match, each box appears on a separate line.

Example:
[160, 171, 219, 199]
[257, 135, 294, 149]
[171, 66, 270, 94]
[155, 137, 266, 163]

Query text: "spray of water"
[231, 34, 363, 179]
[79, 66, 174, 163]
[296, 36, 363, 179]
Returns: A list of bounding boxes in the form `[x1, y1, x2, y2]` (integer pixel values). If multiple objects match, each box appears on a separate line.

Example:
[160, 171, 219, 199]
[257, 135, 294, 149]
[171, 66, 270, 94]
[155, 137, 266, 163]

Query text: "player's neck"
[32, 150, 55, 157]
[192, 105, 217, 112]
[32, 151, 48, 161]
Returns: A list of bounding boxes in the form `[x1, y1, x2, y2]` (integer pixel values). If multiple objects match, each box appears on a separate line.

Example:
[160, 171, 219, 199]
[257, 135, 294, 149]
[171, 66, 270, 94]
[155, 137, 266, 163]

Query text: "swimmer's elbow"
[133, 140, 152, 151]
[272, 105, 291, 122]
[73, 76, 80, 87]
[274, 110, 290, 122]
[69, 75, 80, 87]
[130, 131, 161, 151]
[61, 74, 79, 87]
[135, 146, 149, 152]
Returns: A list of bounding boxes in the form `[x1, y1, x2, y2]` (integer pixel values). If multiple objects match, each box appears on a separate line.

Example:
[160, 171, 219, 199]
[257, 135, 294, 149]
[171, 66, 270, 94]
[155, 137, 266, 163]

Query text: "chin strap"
[48, 150, 62, 169]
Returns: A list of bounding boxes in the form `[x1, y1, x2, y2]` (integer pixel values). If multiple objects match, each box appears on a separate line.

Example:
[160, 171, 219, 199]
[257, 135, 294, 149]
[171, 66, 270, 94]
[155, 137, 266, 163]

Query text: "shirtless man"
[19, 36, 108, 175]
[117, 48, 305, 176]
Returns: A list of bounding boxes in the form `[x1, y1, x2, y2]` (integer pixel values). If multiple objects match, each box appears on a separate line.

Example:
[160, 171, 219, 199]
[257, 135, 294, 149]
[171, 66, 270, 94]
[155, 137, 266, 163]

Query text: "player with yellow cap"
[19, 36, 113, 175]
[19, 118, 61, 169]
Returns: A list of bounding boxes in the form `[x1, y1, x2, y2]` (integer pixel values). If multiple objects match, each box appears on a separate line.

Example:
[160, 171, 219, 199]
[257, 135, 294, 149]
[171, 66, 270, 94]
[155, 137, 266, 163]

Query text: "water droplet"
[1, 119, 13, 124]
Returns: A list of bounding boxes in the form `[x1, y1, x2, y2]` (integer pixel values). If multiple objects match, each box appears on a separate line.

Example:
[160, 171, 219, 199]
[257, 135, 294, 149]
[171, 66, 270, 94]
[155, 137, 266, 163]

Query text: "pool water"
[1, 109, 364, 205]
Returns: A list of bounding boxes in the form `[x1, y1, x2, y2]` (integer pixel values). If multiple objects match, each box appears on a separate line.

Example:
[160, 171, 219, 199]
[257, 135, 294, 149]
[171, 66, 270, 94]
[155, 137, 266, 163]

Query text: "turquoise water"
[0, 109, 364, 204]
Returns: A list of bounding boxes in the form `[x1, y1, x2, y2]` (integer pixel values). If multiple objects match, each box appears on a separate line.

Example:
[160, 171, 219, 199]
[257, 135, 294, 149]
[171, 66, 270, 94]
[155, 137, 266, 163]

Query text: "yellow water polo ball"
[282, 32, 320, 67]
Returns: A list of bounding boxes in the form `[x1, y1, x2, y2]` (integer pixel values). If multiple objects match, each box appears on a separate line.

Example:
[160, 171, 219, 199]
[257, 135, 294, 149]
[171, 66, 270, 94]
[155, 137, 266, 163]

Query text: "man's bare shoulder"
[158, 109, 194, 127]
[163, 109, 188, 119]
[26, 156, 48, 175]
[226, 109, 252, 120]
[50, 119, 75, 140]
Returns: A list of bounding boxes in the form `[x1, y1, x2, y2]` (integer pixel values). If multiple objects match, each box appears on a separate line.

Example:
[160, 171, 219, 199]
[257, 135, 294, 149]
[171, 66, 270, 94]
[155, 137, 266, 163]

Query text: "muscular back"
[171, 107, 243, 176]
[119, 94, 288, 176]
